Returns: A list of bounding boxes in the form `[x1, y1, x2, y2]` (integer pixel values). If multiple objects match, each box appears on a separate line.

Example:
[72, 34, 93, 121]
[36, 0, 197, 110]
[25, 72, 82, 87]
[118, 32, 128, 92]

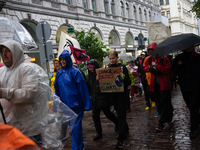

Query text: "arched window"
[111, 0, 115, 15]
[82, 0, 87, 9]
[20, 21, 40, 46]
[133, 6, 137, 20]
[166, 0, 169, 4]
[91, 0, 96, 11]
[90, 28, 103, 41]
[125, 32, 134, 46]
[109, 30, 120, 45]
[120, 1, 124, 17]
[55, 25, 74, 44]
[66, 0, 72, 5]
[139, 8, 142, 21]
[104, 0, 108, 14]
[144, 10, 147, 22]
[160, 0, 163, 5]
[125, 3, 129, 18]
[149, 11, 151, 21]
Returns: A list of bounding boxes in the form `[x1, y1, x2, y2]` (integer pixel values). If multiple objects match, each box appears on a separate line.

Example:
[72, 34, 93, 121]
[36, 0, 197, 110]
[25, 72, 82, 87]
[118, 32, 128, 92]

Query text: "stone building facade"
[0, 0, 161, 63]
[159, 0, 198, 36]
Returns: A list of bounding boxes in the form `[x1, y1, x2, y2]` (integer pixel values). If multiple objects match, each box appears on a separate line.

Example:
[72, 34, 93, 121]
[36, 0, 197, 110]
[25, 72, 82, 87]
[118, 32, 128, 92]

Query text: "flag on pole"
[58, 31, 81, 62]
[70, 46, 90, 64]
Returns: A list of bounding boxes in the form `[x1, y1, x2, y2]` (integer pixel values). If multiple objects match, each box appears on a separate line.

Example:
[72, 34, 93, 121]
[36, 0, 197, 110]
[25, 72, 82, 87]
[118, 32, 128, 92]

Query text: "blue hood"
[59, 50, 72, 69]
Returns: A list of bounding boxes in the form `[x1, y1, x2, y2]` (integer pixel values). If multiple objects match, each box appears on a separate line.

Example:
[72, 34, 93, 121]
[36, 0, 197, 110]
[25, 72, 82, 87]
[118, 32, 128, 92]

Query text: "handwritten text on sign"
[96, 67, 124, 93]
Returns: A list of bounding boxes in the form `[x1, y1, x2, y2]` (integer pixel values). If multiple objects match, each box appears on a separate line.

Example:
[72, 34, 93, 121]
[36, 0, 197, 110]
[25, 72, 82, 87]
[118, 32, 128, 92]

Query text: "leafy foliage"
[74, 29, 110, 67]
[190, 0, 200, 18]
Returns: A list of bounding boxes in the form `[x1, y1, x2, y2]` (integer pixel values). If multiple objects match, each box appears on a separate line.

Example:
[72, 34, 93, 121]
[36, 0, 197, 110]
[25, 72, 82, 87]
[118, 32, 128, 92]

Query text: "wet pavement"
[64, 86, 200, 150]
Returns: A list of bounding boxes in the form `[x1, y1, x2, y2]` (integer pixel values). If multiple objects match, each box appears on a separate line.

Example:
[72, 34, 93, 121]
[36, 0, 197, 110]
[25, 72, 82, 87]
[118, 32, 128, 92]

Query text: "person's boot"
[93, 133, 102, 141]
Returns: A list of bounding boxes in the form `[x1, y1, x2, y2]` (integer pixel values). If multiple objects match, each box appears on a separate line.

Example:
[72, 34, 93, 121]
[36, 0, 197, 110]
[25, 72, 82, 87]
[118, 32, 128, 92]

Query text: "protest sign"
[96, 67, 124, 93]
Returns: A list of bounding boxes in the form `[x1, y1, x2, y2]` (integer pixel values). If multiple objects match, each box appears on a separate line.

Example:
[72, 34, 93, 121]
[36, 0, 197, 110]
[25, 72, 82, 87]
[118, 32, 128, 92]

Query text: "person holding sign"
[87, 59, 118, 141]
[105, 50, 131, 149]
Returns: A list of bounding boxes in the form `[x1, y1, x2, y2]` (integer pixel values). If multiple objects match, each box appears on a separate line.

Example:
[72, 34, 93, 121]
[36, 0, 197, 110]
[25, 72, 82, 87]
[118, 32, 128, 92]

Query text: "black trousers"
[111, 92, 129, 141]
[141, 79, 151, 107]
[126, 89, 131, 110]
[181, 90, 200, 131]
[154, 82, 173, 123]
[92, 107, 118, 134]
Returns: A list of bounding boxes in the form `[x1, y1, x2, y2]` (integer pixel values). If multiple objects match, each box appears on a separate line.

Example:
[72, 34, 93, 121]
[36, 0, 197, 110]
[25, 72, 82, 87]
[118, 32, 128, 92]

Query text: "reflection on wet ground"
[64, 86, 200, 150]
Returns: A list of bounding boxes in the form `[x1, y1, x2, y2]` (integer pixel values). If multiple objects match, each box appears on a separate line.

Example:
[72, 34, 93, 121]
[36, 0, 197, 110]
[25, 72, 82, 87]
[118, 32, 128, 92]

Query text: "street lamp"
[135, 36, 147, 50]
[67, 27, 75, 36]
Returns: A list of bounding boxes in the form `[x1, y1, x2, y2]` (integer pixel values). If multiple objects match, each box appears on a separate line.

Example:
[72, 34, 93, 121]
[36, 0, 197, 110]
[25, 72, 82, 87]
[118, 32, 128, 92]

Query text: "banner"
[70, 46, 90, 64]
[58, 31, 81, 61]
[96, 67, 124, 93]
[146, 22, 171, 44]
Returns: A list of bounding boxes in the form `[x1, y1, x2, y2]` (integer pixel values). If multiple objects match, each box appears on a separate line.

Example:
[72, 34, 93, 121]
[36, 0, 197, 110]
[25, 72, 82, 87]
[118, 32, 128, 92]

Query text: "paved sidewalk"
[64, 86, 200, 150]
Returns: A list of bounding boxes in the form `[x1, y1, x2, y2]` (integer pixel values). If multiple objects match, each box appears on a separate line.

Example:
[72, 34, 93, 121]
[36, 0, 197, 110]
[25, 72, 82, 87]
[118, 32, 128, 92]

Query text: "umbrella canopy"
[0, 17, 37, 51]
[151, 33, 200, 57]
[118, 53, 134, 62]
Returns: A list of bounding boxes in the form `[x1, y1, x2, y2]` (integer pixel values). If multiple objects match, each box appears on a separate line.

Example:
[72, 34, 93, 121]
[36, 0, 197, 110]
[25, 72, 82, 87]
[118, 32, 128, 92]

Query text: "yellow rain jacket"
[50, 58, 59, 91]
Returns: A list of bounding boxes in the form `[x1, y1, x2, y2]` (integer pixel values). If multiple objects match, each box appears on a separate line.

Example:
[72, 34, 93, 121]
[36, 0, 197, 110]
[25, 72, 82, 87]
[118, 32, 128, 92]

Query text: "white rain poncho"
[0, 40, 77, 150]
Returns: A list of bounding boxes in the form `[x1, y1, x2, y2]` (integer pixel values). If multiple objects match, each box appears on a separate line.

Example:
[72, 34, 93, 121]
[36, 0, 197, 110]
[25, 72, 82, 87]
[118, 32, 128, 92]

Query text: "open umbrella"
[151, 33, 200, 57]
[118, 53, 134, 62]
[0, 17, 37, 51]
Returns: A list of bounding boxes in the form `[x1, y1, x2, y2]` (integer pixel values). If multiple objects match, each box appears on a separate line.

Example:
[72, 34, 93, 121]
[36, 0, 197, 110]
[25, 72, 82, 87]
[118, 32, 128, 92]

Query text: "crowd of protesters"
[1, 39, 200, 150]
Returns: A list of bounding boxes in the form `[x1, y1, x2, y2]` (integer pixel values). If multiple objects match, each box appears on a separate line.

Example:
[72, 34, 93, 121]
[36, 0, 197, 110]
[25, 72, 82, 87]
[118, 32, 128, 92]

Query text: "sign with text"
[96, 67, 124, 93]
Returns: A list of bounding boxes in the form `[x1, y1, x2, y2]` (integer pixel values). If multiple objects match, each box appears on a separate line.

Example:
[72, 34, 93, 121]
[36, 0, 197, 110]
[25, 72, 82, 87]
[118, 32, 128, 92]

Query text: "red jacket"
[143, 56, 171, 92]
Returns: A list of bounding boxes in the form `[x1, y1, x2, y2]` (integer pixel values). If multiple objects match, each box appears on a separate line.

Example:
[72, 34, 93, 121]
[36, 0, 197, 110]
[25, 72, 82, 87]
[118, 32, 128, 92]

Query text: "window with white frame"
[133, 6, 137, 20]
[166, 0, 169, 4]
[139, 8, 142, 21]
[161, 11, 165, 16]
[149, 11, 151, 21]
[66, 0, 72, 5]
[120, 1, 124, 17]
[160, 0, 164, 5]
[111, 0, 115, 15]
[144, 10, 147, 22]
[167, 11, 170, 18]
[104, 0, 108, 14]
[91, 0, 96, 11]
[125, 3, 129, 18]
[82, 0, 87, 9]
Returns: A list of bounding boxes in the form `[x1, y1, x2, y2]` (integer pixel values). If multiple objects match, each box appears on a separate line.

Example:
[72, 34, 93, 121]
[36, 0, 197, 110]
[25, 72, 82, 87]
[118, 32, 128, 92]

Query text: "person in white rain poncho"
[0, 40, 49, 146]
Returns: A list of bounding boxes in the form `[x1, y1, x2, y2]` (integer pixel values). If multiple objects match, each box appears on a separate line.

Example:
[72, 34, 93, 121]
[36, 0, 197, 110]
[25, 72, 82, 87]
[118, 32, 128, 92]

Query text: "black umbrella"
[151, 33, 200, 57]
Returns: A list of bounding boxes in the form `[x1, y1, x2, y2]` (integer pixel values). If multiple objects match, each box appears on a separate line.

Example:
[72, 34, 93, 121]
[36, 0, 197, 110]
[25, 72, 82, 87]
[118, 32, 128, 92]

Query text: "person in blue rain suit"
[54, 50, 92, 150]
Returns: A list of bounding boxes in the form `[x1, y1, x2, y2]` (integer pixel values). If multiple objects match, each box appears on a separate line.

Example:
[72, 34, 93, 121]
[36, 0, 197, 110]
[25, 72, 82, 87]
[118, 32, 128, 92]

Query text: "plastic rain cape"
[0, 61, 77, 150]
[0, 17, 37, 51]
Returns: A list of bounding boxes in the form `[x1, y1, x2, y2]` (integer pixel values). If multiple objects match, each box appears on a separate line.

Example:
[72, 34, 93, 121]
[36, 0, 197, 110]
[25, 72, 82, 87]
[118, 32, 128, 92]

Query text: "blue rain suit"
[54, 50, 92, 150]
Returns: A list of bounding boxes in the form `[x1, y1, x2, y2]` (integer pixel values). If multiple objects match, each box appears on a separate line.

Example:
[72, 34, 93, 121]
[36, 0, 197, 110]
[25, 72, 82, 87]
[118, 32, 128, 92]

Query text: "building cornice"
[4, 1, 148, 30]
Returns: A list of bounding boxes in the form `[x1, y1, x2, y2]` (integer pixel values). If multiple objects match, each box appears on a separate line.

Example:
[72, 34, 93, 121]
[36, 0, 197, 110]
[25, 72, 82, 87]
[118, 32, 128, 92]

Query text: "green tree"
[190, 0, 200, 18]
[74, 29, 110, 67]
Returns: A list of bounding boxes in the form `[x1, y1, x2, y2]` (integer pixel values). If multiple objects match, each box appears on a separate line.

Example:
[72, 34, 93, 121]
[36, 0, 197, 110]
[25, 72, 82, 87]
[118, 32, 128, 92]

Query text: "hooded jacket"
[87, 59, 110, 109]
[143, 55, 171, 91]
[0, 40, 49, 137]
[50, 58, 59, 91]
[54, 50, 92, 110]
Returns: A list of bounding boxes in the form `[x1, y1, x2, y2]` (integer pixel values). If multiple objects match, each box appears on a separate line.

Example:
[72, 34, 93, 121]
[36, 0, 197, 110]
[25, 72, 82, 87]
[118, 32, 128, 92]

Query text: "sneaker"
[156, 123, 164, 131]
[152, 102, 156, 107]
[115, 140, 124, 149]
[145, 107, 150, 110]
[155, 112, 161, 117]
[124, 131, 129, 140]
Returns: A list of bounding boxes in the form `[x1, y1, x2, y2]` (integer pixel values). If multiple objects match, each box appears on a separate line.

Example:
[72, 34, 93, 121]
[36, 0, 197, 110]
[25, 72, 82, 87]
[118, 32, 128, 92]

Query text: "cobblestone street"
[64, 86, 200, 150]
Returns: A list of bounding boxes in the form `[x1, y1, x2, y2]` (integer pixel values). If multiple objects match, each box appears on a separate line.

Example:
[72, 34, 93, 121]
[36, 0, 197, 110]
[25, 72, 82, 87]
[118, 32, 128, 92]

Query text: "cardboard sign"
[96, 67, 124, 93]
